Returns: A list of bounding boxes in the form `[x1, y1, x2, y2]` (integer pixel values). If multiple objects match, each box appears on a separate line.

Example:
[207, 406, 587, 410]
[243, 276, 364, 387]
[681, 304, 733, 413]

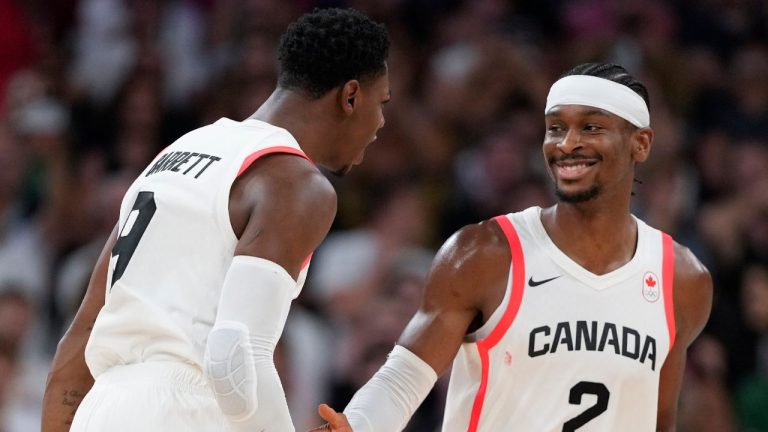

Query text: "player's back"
[442, 207, 675, 432]
[85, 118, 309, 378]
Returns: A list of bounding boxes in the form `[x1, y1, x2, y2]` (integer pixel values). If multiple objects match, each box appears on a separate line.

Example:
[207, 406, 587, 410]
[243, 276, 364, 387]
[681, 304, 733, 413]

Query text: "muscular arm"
[229, 154, 336, 278]
[336, 221, 510, 431]
[42, 225, 117, 432]
[205, 154, 336, 431]
[398, 220, 510, 374]
[656, 243, 713, 431]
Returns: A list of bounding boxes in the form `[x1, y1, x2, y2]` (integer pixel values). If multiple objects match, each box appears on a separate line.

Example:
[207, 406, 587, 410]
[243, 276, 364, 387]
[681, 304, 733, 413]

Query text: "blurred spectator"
[325, 251, 439, 431]
[69, 0, 136, 106]
[0, 0, 38, 109]
[737, 262, 768, 432]
[0, 121, 46, 299]
[0, 288, 44, 432]
[721, 45, 768, 140]
[0, 337, 19, 429]
[280, 306, 335, 432]
[0, 290, 32, 358]
[677, 334, 736, 432]
[445, 117, 551, 235]
[311, 183, 433, 323]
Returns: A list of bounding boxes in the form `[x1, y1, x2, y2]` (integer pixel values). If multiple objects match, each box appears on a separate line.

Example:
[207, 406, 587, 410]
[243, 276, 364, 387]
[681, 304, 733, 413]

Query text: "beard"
[555, 184, 601, 203]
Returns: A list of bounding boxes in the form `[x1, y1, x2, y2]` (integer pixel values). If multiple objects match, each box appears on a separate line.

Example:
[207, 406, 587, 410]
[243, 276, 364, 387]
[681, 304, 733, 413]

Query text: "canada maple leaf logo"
[642, 272, 660, 302]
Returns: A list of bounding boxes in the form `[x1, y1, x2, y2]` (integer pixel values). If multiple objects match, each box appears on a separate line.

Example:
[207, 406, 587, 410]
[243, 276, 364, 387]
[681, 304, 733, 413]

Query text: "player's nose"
[557, 129, 582, 153]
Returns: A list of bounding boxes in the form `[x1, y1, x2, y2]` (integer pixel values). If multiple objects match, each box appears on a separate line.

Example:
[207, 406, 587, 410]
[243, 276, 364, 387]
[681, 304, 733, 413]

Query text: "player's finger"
[318, 403, 339, 421]
[317, 404, 351, 430]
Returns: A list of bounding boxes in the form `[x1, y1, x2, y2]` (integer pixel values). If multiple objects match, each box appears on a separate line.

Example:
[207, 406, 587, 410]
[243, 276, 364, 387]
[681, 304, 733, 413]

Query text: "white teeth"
[562, 164, 588, 170]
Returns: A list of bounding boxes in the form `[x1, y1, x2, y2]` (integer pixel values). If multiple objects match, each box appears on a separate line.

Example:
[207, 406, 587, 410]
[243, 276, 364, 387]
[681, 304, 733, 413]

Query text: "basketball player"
[316, 63, 713, 431]
[41, 8, 390, 432]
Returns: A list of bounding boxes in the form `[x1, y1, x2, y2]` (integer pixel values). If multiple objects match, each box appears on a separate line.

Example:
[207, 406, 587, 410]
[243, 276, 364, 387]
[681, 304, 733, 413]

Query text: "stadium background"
[0, 0, 766, 430]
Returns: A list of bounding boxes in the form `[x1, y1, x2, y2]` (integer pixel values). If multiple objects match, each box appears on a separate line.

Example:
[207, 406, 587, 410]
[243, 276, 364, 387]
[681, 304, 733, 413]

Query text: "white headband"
[545, 75, 650, 128]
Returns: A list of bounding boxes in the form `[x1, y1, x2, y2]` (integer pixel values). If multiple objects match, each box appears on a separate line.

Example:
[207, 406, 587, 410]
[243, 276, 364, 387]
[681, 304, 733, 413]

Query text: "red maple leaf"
[646, 276, 656, 287]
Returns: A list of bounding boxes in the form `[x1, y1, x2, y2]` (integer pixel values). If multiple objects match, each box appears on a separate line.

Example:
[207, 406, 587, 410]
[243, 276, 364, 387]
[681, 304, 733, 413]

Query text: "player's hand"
[308, 404, 352, 431]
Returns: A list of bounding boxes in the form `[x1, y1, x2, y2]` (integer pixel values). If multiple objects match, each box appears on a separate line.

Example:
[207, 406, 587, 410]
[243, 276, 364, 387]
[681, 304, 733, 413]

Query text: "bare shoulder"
[672, 241, 713, 348]
[434, 219, 510, 274]
[230, 154, 337, 276]
[673, 242, 711, 285]
[424, 219, 511, 313]
[398, 218, 513, 368]
[237, 153, 335, 213]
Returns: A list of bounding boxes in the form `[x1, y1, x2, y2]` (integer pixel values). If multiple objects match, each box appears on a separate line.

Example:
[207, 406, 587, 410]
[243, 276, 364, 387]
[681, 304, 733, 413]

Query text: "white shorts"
[71, 361, 228, 431]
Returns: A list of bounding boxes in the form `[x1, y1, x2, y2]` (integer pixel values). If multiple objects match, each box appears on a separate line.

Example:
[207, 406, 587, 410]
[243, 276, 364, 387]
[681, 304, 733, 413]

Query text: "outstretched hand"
[308, 404, 352, 432]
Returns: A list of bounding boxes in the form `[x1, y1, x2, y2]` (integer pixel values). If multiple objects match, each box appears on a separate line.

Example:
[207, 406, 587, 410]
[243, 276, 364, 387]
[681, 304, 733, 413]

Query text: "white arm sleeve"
[204, 255, 297, 432]
[343, 345, 438, 432]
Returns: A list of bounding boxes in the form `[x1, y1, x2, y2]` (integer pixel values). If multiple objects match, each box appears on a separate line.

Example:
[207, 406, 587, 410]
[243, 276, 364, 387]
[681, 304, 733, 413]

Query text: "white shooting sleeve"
[204, 255, 298, 432]
[343, 345, 438, 432]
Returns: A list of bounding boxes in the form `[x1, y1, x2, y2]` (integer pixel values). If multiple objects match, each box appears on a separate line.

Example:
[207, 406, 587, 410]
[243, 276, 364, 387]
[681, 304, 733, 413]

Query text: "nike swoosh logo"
[528, 275, 561, 287]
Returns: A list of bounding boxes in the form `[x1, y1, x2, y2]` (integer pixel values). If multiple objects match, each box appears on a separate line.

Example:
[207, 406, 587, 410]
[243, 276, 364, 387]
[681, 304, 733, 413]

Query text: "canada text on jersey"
[528, 320, 658, 370]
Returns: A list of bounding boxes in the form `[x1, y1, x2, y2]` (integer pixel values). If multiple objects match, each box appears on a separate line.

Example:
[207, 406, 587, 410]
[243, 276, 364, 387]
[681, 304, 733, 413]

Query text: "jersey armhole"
[224, 146, 315, 270]
[661, 232, 675, 351]
[215, 145, 312, 247]
[479, 215, 526, 347]
[236, 146, 312, 177]
[466, 215, 526, 432]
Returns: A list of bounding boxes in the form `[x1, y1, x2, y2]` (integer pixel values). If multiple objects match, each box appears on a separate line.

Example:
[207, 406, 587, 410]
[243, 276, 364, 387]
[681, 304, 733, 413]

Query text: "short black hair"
[561, 63, 650, 110]
[277, 8, 390, 99]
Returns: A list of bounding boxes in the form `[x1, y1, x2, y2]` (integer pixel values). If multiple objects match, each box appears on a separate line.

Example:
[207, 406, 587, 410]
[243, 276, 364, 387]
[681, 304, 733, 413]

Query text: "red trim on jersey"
[467, 216, 526, 432]
[236, 146, 310, 178]
[469, 345, 491, 432]
[301, 252, 313, 270]
[237, 147, 313, 269]
[662, 232, 676, 351]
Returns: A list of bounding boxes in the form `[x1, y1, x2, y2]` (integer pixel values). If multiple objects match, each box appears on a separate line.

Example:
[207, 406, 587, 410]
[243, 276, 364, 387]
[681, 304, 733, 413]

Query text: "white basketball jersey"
[85, 118, 312, 377]
[442, 207, 675, 432]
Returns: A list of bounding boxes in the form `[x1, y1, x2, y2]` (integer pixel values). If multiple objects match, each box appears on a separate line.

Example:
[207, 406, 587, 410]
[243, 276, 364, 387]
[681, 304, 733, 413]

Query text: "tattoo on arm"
[61, 389, 87, 425]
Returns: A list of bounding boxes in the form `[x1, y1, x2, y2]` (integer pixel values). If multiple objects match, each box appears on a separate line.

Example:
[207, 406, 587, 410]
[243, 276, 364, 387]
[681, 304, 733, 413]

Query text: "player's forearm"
[205, 256, 297, 431]
[43, 228, 114, 431]
[41, 379, 92, 432]
[42, 327, 95, 431]
[343, 345, 437, 432]
[225, 358, 295, 432]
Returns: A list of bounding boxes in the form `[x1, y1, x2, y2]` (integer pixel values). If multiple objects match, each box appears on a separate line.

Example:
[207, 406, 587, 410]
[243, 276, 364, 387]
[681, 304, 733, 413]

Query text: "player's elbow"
[203, 321, 259, 421]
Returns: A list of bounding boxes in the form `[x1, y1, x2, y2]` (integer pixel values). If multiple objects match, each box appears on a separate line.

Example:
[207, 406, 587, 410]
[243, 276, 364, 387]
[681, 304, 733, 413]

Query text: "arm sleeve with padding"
[204, 255, 298, 432]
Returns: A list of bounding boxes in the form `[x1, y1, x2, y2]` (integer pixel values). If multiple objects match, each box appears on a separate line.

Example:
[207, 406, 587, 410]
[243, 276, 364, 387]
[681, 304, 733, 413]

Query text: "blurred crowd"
[0, 0, 766, 431]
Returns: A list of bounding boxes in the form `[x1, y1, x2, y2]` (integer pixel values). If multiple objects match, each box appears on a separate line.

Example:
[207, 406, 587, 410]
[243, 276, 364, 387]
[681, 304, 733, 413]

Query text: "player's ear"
[631, 127, 653, 163]
[340, 80, 360, 115]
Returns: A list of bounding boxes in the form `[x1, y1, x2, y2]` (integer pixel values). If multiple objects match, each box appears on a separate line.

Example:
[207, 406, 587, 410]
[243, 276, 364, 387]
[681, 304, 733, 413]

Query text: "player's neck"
[249, 88, 336, 165]
[549, 179, 635, 235]
[541, 197, 637, 275]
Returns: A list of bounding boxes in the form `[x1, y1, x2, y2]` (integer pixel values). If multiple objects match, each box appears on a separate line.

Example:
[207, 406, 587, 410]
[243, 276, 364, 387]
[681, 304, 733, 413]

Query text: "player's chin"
[555, 184, 601, 203]
[330, 164, 353, 177]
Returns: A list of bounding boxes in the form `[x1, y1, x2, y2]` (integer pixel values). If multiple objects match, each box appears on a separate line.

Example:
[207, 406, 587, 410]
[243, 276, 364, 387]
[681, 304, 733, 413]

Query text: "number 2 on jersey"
[111, 191, 156, 288]
[563, 381, 610, 432]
